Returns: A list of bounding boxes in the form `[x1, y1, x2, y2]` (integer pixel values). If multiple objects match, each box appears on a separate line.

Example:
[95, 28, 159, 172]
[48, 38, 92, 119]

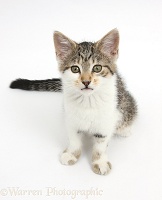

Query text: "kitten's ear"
[96, 29, 119, 60]
[53, 31, 76, 62]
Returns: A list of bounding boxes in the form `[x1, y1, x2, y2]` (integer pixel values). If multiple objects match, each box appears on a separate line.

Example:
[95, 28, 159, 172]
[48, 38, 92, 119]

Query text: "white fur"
[60, 70, 122, 168]
[60, 152, 77, 165]
[115, 126, 132, 137]
[92, 159, 111, 175]
[63, 73, 120, 133]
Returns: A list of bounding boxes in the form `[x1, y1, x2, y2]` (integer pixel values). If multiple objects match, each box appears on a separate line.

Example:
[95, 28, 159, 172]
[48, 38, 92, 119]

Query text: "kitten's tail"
[10, 78, 62, 92]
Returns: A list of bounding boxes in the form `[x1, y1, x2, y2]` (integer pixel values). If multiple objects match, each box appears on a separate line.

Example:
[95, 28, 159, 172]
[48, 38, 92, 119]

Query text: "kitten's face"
[53, 29, 119, 95]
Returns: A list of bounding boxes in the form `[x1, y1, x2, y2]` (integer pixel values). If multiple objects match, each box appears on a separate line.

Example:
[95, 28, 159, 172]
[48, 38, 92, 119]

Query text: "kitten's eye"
[92, 65, 102, 73]
[71, 66, 80, 73]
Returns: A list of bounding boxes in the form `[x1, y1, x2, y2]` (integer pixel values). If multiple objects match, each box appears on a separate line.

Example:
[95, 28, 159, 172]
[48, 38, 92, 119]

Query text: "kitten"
[10, 29, 137, 175]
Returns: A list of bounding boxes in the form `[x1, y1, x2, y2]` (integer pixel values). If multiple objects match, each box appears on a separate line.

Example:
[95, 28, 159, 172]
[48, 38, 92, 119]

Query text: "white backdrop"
[0, 0, 162, 199]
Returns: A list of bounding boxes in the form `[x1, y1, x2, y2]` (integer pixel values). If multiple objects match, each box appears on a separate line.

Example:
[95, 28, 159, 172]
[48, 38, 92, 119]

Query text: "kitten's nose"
[82, 81, 91, 87]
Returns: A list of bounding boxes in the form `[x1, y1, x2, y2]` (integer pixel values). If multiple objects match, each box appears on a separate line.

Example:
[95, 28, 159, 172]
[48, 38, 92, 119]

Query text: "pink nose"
[82, 81, 91, 87]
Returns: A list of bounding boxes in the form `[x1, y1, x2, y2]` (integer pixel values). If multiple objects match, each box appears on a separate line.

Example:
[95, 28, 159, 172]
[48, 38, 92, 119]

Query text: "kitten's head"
[53, 29, 119, 95]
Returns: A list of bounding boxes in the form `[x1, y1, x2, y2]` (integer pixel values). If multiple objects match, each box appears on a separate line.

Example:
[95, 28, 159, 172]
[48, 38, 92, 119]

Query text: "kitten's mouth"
[81, 87, 93, 91]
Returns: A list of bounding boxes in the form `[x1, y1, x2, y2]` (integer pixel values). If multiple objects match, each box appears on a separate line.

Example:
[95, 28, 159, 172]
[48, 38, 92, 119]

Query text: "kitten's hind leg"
[60, 129, 82, 165]
[115, 125, 132, 137]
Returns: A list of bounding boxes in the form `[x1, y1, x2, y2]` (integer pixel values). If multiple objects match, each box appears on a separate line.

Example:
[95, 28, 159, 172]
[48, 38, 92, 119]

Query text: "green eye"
[92, 65, 102, 73]
[71, 66, 80, 73]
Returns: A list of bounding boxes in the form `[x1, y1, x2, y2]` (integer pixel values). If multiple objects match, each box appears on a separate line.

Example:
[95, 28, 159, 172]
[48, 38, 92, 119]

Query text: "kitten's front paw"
[92, 160, 112, 175]
[60, 150, 81, 165]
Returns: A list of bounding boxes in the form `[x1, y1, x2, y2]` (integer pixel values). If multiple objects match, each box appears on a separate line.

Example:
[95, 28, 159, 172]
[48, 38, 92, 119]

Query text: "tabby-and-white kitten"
[10, 29, 137, 175]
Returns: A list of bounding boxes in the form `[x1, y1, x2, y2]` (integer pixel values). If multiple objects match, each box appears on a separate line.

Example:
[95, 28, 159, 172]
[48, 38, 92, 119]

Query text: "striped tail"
[10, 78, 62, 92]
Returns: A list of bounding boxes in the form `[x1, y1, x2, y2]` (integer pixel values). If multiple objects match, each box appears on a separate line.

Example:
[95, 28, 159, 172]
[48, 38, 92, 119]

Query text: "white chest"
[63, 92, 119, 135]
